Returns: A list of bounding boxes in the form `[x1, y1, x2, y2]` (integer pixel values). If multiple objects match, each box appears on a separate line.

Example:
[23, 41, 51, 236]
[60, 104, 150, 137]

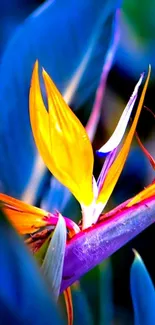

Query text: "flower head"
[0, 63, 153, 323]
[29, 62, 151, 229]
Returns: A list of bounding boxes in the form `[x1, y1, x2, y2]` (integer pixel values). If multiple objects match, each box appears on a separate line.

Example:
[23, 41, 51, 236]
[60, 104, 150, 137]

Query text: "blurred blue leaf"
[123, 0, 155, 41]
[0, 0, 38, 56]
[42, 213, 66, 301]
[40, 176, 81, 222]
[71, 282, 93, 325]
[116, 0, 155, 77]
[41, 177, 72, 213]
[80, 259, 113, 325]
[80, 265, 101, 323]
[130, 250, 155, 325]
[0, 0, 121, 198]
[99, 259, 114, 325]
[0, 208, 64, 324]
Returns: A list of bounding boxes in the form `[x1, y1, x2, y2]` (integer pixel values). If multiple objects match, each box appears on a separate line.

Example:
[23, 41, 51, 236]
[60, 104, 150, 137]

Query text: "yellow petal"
[127, 182, 155, 207]
[96, 66, 151, 206]
[29, 61, 52, 171]
[30, 61, 94, 206]
[64, 287, 73, 325]
[0, 193, 48, 234]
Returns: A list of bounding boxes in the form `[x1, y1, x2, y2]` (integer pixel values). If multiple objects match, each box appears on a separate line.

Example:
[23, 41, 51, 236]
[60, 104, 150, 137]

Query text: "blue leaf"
[99, 259, 114, 325]
[0, 297, 25, 325]
[0, 0, 38, 57]
[130, 250, 155, 325]
[42, 213, 67, 301]
[0, 208, 64, 324]
[71, 282, 93, 325]
[41, 177, 72, 213]
[40, 177, 81, 222]
[80, 259, 113, 325]
[0, 0, 122, 198]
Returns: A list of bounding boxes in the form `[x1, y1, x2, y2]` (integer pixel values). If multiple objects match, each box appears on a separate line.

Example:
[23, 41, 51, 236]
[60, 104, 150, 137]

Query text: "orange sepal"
[127, 182, 155, 207]
[0, 193, 48, 234]
[63, 287, 73, 325]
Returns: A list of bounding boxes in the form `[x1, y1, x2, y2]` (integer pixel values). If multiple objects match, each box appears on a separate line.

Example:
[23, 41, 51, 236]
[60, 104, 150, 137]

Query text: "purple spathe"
[60, 195, 155, 292]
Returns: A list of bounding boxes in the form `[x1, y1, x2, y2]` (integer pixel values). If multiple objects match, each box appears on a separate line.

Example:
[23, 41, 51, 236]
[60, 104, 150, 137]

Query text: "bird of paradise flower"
[0, 62, 154, 325]
[0, 61, 153, 243]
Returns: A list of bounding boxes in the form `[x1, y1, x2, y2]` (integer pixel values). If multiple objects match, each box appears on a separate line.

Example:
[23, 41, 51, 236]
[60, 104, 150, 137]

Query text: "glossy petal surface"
[30, 62, 94, 206]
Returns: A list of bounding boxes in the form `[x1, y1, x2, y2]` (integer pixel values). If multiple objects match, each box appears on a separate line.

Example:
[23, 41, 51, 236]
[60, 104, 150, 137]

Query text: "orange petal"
[0, 193, 48, 234]
[64, 287, 73, 325]
[127, 182, 155, 207]
[96, 66, 151, 208]
[30, 61, 94, 206]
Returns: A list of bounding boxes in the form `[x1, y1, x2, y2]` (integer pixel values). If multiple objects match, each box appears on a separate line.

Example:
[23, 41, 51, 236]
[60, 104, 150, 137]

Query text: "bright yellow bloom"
[29, 61, 150, 229]
[0, 63, 151, 233]
[29, 61, 94, 207]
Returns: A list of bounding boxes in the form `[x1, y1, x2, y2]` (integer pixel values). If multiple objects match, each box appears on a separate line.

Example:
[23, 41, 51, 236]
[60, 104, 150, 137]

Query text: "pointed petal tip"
[142, 65, 151, 78]
[97, 72, 144, 156]
[42, 66, 53, 84]
[42, 67, 47, 77]
[132, 249, 142, 262]
[30, 60, 39, 90]
[96, 65, 150, 210]
[35, 59, 39, 66]
[33, 60, 39, 75]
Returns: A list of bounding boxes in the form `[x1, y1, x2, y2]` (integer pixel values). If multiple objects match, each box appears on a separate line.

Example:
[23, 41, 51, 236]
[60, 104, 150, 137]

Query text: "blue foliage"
[41, 177, 72, 213]
[0, 208, 64, 324]
[99, 259, 114, 325]
[0, 0, 121, 198]
[40, 176, 81, 221]
[0, 0, 38, 56]
[130, 251, 155, 325]
[72, 284, 93, 325]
